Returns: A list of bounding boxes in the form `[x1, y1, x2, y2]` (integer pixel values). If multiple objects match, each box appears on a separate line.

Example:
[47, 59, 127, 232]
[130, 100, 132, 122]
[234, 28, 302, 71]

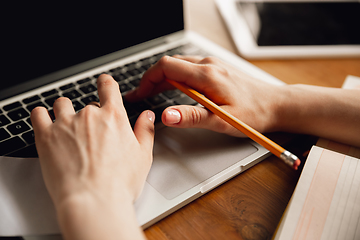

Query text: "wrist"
[55, 189, 144, 240]
[270, 84, 305, 133]
[272, 84, 326, 134]
[55, 188, 133, 215]
[262, 84, 293, 133]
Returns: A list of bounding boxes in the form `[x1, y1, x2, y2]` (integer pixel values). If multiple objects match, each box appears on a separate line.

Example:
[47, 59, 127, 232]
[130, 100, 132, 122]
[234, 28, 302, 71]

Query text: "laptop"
[0, 1, 284, 238]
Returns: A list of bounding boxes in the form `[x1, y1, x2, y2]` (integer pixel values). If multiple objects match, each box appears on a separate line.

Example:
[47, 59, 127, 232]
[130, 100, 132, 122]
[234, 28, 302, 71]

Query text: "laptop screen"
[1, 1, 184, 100]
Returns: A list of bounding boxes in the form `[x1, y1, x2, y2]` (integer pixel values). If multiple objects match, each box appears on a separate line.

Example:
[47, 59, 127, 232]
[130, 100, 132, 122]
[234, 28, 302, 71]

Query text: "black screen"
[238, 2, 360, 46]
[1, 1, 183, 95]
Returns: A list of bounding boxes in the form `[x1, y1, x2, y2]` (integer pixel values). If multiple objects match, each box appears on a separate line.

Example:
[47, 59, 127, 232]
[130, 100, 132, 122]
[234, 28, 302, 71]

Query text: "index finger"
[31, 107, 53, 136]
[126, 56, 209, 101]
[96, 74, 123, 109]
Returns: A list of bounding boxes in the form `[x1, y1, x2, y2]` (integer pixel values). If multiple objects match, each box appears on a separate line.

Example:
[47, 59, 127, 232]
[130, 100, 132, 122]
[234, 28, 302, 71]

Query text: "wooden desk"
[144, 1, 360, 239]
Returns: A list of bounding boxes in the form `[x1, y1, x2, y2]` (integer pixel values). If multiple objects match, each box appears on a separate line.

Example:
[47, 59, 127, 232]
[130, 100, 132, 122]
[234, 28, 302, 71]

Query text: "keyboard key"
[109, 67, 121, 73]
[22, 130, 35, 144]
[163, 89, 181, 99]
[3, 101, 22, 111]
[113, 73, 129, 82]
[124, 62, 136, 70]
[7, 108, 30, 121]
[141, 63, 152, 70]
[167, 47, 183, 56]
[127, 69, 140, 76]
[133, 101, 151, 112]
[119, 83, 132, 93]
[41, 89, 58, 98]
[174, 96, 198, 106]
[110, 66, 127, 74]
[77, 77, 92, 85]
[153, 53, 165, 61]
[26, 117, 32, 126]
[148, 56, 159, 63]
[81, 95, 99, 105]
[45, 95, 60, 108]
[60, 83, 75, 91]
[0, 115, 11, 127]
[123, 101, 138, 117]
[147, 94, 166, 107]
[23, 95, 41, 104]
[48, 109, 55, 120]
[94, 72, 107, 79]
[139, 56, 152, 64]
[72, 100, 85, 112]
[180, 43, 203, 55]
[7, 121, 30, 135]
[130, 77, 141, 87]
[80, 84, 97, 94]
[6, 144, 38, 158]
[0, 128, 11, 141]
[123, 99, 137, 112]
[123, 99, 151, 117]
[139, 56, 152, 63]
[63, 89, 82, 100]
[0, 137, 26, 156]
[27, 101, 47, 112]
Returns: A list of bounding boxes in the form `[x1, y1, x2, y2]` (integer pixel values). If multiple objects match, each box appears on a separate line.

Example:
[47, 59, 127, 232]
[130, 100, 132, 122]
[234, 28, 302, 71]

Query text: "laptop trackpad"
[147, 127, 258, 199]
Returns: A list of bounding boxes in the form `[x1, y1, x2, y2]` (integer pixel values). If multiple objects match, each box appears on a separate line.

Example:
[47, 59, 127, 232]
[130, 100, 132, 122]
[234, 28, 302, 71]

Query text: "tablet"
[216, 0, 360, 59]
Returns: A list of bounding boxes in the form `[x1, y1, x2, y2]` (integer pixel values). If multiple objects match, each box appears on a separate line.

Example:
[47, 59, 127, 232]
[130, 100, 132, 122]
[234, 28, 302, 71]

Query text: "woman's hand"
[126, 55, 284, 137]
[31, 74, 154, 240]
[127, 55, 360, 147]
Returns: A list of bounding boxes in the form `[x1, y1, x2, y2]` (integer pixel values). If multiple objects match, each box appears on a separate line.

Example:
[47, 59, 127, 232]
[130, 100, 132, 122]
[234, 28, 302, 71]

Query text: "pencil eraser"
[293, 159, 301, 170]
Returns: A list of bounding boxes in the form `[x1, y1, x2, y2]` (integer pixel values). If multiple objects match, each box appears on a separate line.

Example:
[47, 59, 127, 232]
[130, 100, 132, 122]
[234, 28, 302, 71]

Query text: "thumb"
[133, 110, 155, 152]
[162, 105, 225, 130]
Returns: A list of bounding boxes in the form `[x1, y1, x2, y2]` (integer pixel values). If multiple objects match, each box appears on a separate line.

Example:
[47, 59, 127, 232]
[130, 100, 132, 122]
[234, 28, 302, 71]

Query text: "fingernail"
[165, 109, 181, 124]
[147, 111, 155, 123]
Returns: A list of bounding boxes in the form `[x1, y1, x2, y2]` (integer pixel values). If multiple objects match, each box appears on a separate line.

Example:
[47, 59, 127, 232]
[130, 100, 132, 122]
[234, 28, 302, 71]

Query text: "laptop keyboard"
[0, 44, 207, 158]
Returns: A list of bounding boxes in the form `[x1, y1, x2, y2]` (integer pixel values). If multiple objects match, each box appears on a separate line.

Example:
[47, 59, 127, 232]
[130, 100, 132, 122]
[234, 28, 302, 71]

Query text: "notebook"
[273, 145, 360, 240]
[0, 1, 284, 238]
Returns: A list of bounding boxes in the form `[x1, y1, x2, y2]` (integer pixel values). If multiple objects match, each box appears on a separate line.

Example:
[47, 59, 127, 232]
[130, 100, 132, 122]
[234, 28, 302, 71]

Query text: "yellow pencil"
[166, 79, 301, 170]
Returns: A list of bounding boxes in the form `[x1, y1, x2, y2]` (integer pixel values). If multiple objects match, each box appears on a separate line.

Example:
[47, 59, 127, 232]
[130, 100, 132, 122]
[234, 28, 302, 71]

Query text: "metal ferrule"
[280, 150, 298, 167]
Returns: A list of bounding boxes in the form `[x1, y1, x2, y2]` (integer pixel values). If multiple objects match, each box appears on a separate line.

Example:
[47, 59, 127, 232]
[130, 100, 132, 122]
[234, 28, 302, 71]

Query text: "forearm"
[275, 84, 360, 147]
[56, 192, 145, 240]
